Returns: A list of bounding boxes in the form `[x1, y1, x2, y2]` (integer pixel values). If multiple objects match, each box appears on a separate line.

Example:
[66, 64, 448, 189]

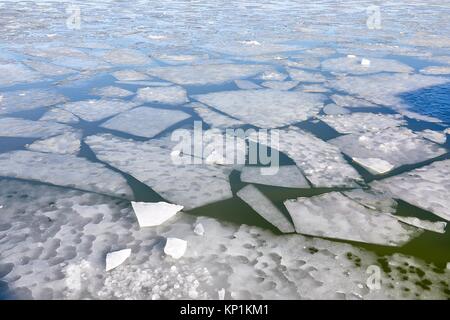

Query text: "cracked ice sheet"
[0, 118, 74, 138]
[145, 63, 269, 86]
[240, 165, 310, 189]
[26, 131, 82, 155]
[189, 102, 244, 129]
[249, 127, 362, 188]
[321, 57, 413, 75]
[62, 99, 139, 122]
[284, 192, 420, 246]
[0, 63, 41, 87]
[0, 150, 132, 198]
[237, 185, 295, 233]
[85, 134, 233, 210]
[0, 89, 66, 115]
[101, 107, 191, 138]
[193, 89, 324, 128]
[319, 113, 407, 134]
[371, 159, 450, 222]
[329, 126, 447, 174]
[329, 73, 449, 107]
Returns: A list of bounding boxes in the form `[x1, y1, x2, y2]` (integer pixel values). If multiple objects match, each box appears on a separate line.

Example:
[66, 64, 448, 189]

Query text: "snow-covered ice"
[0, 63, 41, 87]
[131, 201, 184, 228]
[261, 80, 299, 90]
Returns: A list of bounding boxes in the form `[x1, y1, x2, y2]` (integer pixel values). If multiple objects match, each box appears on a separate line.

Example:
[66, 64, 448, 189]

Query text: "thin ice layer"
[240, 165, 310, 188]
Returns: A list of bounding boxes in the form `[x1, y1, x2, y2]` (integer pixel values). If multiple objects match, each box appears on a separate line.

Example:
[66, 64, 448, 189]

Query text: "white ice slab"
[0, 118, 73, 138]
[62, 99, 139, 121]
[131, 201, 183, 227]
[0, 89, 66, 115]
[27, 131, 81, 155]
[322, 57, 413, 74]
[371, 159, 450, 221]
[240, 165, 310, 188]
[106, 249, 131, 272]
[194, 89, 324, 128]
[284, 192, 420, 246]
[135, 86, 188, 105]
[164, 238, 187, 259]
[237, 185, 295, 233]
[319, 113, 406, 134]
[101, 106, 191, 138]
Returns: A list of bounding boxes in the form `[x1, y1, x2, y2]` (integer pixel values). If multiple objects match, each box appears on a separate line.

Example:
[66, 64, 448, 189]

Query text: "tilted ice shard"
[106, 249, 132, 272]
[62, 99, 139, 121]
[0, 150, 132, 198]
[371, 159, 450, 221]
[0, 118, 74, 138]
[164, 238, 187, 259]
[131, 201, 184, 227]
[240, 165, 310, 188]
[193, 89, 324, 128]
[135, 86, 188, 105]
[101, 106, 191, 138]
[0, 89, 66, 115]
[284, 192, 420, 246]
[237, 184, 295, 233]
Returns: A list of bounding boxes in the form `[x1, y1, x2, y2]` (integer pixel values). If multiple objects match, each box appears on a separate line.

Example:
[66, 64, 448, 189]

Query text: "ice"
[62, 99, 139, 122]
[322, 104, 350, 115]
[40, 108, 79, 124]
[135, 86, 188, 105]
[131, 201, 184, 228]
[27, 132, 81, 155]
[194, 223, 205, 236]
[85, 134, 233, 210]
[330, 94, 378, 109]
[395, 217, 446, 234]
[190, 102, 244, 129]
[249, 127, 362, 187]
[261, 80, 299, 90]
[371, 159, 450, 221]
[24, 60, 76, 77]
[417, 129, 447, 144]
[360, 58, 371, 67]
[342, 189, 397, 214]
[284, 192, 420, 246]
[112, 70, 150, 81]
[234, 80, 261, 90]
[0, 118, 73, 138]
[102, 49, 153, 65]
[146, 63, 268, 85]
[0, 89, 66, 115]
[257, 70, 287, 81]
[240, 165, 310, 188]
[0, 150, 132, 198]
[287, 68, 326, 82]
[329, 127, 447, 173]
[319, 113, 406, 134]
[329, 73, 448, 107]
[106, 249, 132, 272]
[91, 86, 134, 98]
[153, 54, 205, 65]
[101, 107, 191, 138]
[322, 57, 412, 75]
[0, 63, 41, 87]
[420, 66, 450, 75]
[207, 42, 296, 57]
[237, 185, 295, 233]
[164, 238, 187, 259]
[397, 110, 443, 123]
[193, 89, 324, 128]
[218, 288, 226, 300]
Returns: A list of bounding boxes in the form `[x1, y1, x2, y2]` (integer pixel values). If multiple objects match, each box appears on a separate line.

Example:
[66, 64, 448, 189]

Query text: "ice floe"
[237, 184, 295, 233]
[194, 89, 324, 128]
[106, 249, 132, 272]
[0, 89, 66, 115]
[284, 192, 420, 246]
[164, 238, 187, 259]
[330, 94, 378, 109]
[91, 86, 134, 98]
[190, 102, 244, 129]
[62, 99, 139, 122]
[40, 108, 79, 124]
[101, 106, 191, 138]
[319, 113, 406, 134]
[371, 159, 450, 221]
[240, 165, 309, 188]
[0, 118, 73, 138]
[131, 201, 184, 228]
[0, 63, 41, 87]
[103, 49, 153, 65]
[26, 131, 82, 155]
[112, 70, 150, 81]
[135, 86, 188, 105]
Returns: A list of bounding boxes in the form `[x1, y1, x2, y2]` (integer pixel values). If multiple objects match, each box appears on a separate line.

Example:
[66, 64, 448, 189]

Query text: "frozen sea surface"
[0, 0, 449, 300]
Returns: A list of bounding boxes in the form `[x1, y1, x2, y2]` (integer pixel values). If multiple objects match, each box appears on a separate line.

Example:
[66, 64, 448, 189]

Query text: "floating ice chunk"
[164, 238, 187, 259]
[0, 89, 66, 115]
[284, 192, 419, 246]
[322, 104, 350, 115]
[40, 108, 79, 124]
[218, 288, 226, 300]
[194, 223, 205, 236]
[249, 127, 362, 187]
[131, 201, 183, 227]
[329, 127, 447, 173]
[62, 99, 139, 121]
[27, 131, 81, 155]
[106, 249, 131, 272]
[0, 63, 41, 86]
[146, 63, 268, 85]
[240, 165, 310, 188]
[24, 60, 76, 77]
[394, 216, 446, 234]
[194, 89, 324, 128]
[103, 49, 152, 65]
[287, 68, 326, 82]
[91, 86, 134, 98]
[237, 185, 295, 233]
[371, 159, 450, 221]
[0, 150, 132, 198]
[417, 129, 447, 144]
[112, 70, 150, 81]
[85, 134, 233, 209]
[101, 107, 190, 138]
[0, 118, 73, 138]
[322, 57, 412, 75]
[234, 79, 261, 90]
[352, 158, 394, 175]
[257, 70, 287, 81]
[261, 80, 299, 90]
[330, 94, 378, 109]
[420, 66, 450, 75]
[190, 102, 244, 129]
[319, 113, 406, 134]
[135, 86, 188, 105]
